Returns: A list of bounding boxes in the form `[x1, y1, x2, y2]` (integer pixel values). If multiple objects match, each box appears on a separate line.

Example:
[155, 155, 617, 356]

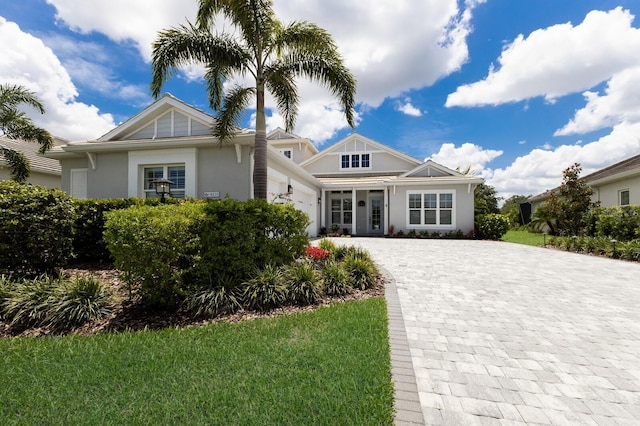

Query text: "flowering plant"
[305, 246, 331, 261]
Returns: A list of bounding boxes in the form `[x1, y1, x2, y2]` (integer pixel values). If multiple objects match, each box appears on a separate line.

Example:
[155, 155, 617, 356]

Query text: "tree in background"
[500, 194, 531, 228]
[543, 163, 597, 236]
[0, 84, 54, 182]
[474, 183, 501, 216]
[150, 0, 356, 199]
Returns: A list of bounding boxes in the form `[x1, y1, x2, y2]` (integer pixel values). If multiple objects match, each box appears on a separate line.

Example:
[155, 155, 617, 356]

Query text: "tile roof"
[0, 135, 62, 175]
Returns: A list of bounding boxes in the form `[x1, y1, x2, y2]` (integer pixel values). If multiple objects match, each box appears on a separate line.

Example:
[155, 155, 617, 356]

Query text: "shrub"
[343, 256, 377, 290]
[199, 199, 309, 282]
[46, 276, 112, 330]
[317, 238, 337, 253]
[182, 275, 242, 319]
[475, 214, 510, 240]
[0, 275, 15, 320]
[321, 261, 353, 297]
[103, 203, 206, 308]
[240, 264, 287, 311]
[2, 274, 112, 330]
[584, 206, 640, 242]
[284, 262, 323, 305]
[0, 181, 75, 276]
[3, 275, 56, 328]
[305, 246, 331, 263]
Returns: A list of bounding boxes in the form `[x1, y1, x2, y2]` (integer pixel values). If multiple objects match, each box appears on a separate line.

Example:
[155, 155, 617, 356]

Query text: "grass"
[0, 298, 394, 425]
[501, 229, 547, 246]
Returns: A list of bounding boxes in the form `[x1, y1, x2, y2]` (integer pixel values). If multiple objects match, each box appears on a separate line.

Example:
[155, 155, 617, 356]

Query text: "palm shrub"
[321, 261, 353, 297]
[317, 238, 338, 253]
[3, 275, 56, 328]
[332, 245, 351, 261]
[183, 275, 242, 319]
[240, 264, 287, 312]
[344, 245, 374, 263]
[46, 276, 112, 330]
[284, 262, 323, 306]
[343, 255, 378, 290]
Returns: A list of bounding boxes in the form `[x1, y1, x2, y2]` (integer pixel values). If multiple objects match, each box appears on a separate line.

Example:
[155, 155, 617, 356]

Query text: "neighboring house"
[0, 135, 62, 188]
[529, 153, 640, 215]
[45, 94, 483, 236]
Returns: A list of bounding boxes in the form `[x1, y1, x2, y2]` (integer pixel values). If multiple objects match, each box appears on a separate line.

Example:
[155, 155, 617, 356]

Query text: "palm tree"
[150, 0, 356, 199]
[0, 84, 54, 182]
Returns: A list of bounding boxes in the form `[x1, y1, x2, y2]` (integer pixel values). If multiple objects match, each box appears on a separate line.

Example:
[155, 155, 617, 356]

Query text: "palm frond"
[264, 66, 298, 132]
[150, 22, 250, 99]
[214, 85, 255, 142]
[0, 147, 30, 183]
[0, 84, 45, 114]
[278, 54, 357, 128]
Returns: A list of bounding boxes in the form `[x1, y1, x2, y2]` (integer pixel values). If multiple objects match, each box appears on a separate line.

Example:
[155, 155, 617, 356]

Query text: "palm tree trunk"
[253, 83, 268, 199]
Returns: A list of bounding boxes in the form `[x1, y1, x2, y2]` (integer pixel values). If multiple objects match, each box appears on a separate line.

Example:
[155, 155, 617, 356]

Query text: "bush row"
[182, 240, 379, 319]
[0, 274, 112, 331]
[583, 205, 640, 242]
[0, 181, 180, 275]
[104, 199, 310, 308]
[547, 235, 640, 261]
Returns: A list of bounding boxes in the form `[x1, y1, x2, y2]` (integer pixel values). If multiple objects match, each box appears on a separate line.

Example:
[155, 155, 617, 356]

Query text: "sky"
[2, 0, 640, 200]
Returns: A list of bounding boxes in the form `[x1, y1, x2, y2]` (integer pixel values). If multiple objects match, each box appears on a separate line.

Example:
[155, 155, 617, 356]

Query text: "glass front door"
[368, 196, 384, 234]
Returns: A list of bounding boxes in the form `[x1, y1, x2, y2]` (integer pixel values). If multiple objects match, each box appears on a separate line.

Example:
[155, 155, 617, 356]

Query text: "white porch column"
[384, 186, 389, 235]
[320, 188, 326, 231]
[351, 188, 357, 235]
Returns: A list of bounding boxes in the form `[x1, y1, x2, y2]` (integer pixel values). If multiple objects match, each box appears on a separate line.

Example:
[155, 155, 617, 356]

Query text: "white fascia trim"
[128, 148, 197, 198]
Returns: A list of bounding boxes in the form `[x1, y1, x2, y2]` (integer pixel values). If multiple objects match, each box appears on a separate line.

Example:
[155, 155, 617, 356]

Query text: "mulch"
[1, 264, 385, 338]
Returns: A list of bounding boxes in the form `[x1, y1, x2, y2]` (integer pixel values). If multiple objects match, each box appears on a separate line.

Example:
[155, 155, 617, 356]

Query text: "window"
[620, 189, 630, 206]
[339, 153, 371, 170]
[280, 149, 292, 159]
[341, 155, 350, 169]
[143, 165, 185, 199]
[407, 191, 455, 227]
[330, 191, 353, 225]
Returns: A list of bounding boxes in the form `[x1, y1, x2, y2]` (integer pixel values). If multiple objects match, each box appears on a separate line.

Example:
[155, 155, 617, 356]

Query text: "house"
[529, 153, 640, 215]
[45, 94, 483, 236]
[0, 135, 62, 188]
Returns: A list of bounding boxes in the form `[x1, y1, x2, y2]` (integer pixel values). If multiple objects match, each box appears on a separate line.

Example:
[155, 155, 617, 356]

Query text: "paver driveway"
[332, 238, 640, 425]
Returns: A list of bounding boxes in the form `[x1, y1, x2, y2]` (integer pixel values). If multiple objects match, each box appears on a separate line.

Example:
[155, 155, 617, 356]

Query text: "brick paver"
[330, 238, 640, 425]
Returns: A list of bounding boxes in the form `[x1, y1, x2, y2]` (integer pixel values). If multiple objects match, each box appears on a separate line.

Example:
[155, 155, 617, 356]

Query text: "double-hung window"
[620, 189, 630, 206]
[330, 191, 353, 225]
[143, 165, 186, 199]
[407, 191, 455, 227]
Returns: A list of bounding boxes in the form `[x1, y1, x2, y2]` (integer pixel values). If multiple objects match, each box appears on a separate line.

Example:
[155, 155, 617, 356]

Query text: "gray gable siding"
[125, 110, 212, 140]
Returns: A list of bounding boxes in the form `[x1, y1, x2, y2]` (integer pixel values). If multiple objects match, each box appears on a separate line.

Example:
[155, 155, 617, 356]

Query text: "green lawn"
[501, 229, 547, 246]
[0, 298, 394, 425]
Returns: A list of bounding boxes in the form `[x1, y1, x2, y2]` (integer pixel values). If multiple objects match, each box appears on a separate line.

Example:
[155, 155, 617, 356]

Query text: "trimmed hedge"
[475, 213, 510, 240]
[197, 198, 310, 283]
[0, 181, 75, 276]
[103, 203, 206, 308]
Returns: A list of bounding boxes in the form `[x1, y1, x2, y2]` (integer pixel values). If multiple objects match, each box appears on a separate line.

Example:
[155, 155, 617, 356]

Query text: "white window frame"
[619, 189, 630, 206]
[143, 164, 186, 199]
[330, 191, 353, 226]
[339, 152, 372, 171]
[406, 190, 456, 228]
[128, 148, 197, 198]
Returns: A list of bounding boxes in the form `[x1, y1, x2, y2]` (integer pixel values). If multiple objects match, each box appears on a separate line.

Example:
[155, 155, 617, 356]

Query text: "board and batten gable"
[301, 133, 421, 176]
[267, 128, 318, 165]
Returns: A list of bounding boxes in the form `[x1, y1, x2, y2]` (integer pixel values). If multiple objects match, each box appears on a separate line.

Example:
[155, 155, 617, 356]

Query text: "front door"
[368, 195, 384, 235]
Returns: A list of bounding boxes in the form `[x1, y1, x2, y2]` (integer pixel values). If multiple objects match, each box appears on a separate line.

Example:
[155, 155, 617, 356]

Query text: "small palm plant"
[321, 261, 352, 297]
[284, 262, 322, 306]
[183, 274, 242, 319]
[240, 264, 287, 311]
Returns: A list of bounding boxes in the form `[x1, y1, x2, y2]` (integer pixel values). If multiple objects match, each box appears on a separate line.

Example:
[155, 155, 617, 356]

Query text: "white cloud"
[46, 0, 485, 132]
[396, 99, 423, 117]
[556, 66, 640, 135]
[0, 17, 115, 140]
[486, 121, 640, 197]
[429, 142, 502, 177]
[446, 8, 640, 107]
